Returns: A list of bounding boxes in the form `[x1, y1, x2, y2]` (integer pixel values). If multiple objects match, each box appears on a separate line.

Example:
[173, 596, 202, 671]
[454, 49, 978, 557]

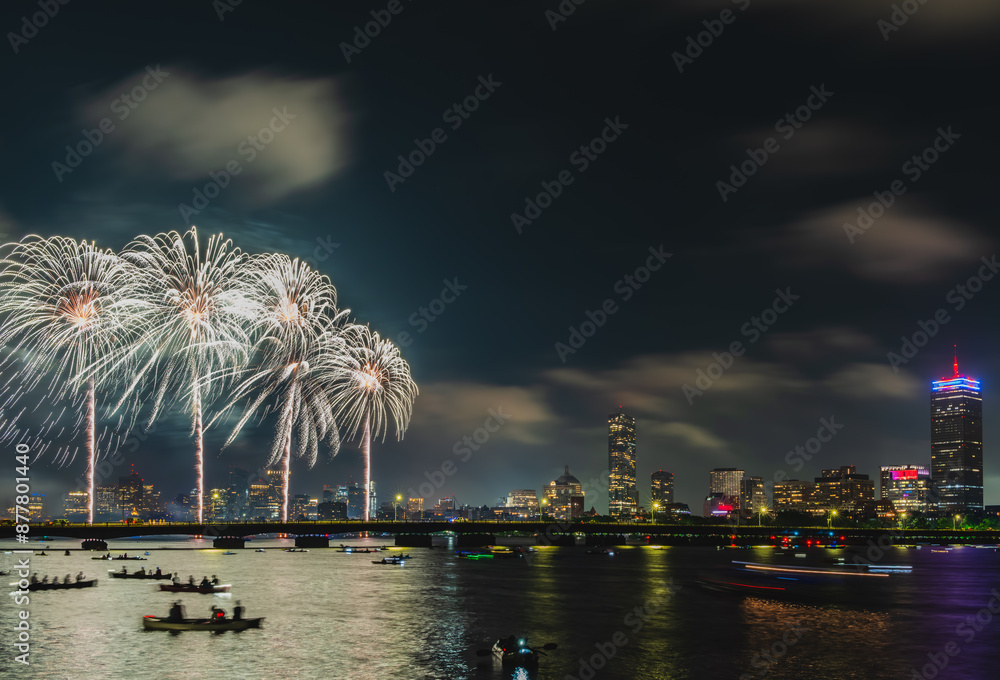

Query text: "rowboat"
[142, 615, 263, 631]
[27, 579, 97, 591]
[109, 570, 173, 580]
[91, 556, 146, 561]
[159, 583, 231, 594]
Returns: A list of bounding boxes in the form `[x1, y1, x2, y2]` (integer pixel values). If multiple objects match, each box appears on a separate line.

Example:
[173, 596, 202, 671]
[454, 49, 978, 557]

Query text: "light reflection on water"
[2, 539, 999, 679]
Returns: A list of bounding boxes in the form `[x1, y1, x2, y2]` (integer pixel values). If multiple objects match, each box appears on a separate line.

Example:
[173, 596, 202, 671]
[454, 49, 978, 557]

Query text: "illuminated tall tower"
[931, 349, 983, 514]
[608, 407, 637, 519]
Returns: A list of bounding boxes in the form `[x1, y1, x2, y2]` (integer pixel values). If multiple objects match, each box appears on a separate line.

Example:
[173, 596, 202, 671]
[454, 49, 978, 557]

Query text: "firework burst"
[0, 236, 140, 523]
[120, 227, 256, 523]
[214, 255, 348, 522]
[332, 325, 417, 521]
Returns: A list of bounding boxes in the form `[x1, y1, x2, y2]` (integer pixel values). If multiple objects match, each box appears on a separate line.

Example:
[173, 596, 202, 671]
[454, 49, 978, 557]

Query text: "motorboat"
[142, 615, 263, 631]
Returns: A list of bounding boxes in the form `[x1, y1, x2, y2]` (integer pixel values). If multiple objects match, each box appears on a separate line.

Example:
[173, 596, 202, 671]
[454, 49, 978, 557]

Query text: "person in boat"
[155, 567, 162, 576]
[39, 551, 47, 556]
[30, 573, 38, 585]
[64, 574, 71, 584]
[188, 575, 195, 586]
[76, 572, 84, 582]
[168, 601, 184, 622]
[138, 567, 146, 575]
[233, 601, 244, 621]
[172, 575, 181, 585]
[200, 576, 211, 589]
[211, 575, 219, 585]
[120, 566, 128, 574]
[65, 549, 70, 556]
[210, 605, 225, 621]
[41, 576, 48, 584]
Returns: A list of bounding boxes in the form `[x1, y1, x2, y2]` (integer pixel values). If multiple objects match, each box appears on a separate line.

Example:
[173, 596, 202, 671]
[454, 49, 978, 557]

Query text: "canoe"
[371, 559, 405, 564]
[91, 556, 147, 561]
[109, 571, 173, 580]
[142, 616, 263, 631]
[159, 583, 231, 593]
[492, 640, 539, 667]
[27, 579, 98, 591]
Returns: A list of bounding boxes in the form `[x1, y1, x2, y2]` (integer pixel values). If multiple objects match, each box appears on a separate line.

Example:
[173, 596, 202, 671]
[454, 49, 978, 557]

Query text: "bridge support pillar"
[213, 537, 245, 549]
[395, 535, 432, 547]
[295, 535, 329, 548]
[81, 539, 107, 551]
[457, 533, 495, 547]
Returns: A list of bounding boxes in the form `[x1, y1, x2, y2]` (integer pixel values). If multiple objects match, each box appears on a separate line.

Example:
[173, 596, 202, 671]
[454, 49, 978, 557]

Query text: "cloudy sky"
[2, 0, 999, 511]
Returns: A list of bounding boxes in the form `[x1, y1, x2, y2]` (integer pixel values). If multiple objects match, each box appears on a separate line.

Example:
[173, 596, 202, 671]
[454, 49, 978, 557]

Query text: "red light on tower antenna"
[953, 344, 959, 378]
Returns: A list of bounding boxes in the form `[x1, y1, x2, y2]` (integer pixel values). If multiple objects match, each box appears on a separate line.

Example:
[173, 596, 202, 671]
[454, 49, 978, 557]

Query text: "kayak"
[142, 616, 263, 631]
[492, 639, 539, 667]
[159, 583, 231, 593]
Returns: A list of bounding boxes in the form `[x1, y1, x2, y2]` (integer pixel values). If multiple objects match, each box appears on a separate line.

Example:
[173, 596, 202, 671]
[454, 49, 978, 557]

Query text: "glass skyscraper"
[931, 355, 983, 514]
[608, 408, 637, 519]
[650, 470, 674, 506]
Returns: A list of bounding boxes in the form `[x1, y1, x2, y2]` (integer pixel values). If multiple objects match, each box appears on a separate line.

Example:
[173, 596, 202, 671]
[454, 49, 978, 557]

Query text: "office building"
[709, 468, 745, 511]
[650, 470, 674, 507]
[407, 497, 424, 519]
[814, 465, 875, 510]
[880, 465, 932, 514]
[63, 490, 88, 522]
[545, 466, 585, 520]
[608, 408, 637, 519]
[740, 475, 768, 518]
[773, 480, 821, 515]
[931, 354, 984, 514]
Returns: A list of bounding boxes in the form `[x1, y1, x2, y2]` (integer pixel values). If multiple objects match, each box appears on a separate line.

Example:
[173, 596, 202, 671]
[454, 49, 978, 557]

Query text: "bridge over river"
[3, 520, 995, 550]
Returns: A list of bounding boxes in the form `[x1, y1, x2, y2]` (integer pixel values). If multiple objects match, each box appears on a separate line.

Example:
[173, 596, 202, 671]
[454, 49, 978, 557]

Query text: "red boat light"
[143, 615, 155, 618]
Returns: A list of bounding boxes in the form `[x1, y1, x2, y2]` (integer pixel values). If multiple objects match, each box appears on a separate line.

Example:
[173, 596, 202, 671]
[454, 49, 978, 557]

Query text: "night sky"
[3, 0, 1000, 512]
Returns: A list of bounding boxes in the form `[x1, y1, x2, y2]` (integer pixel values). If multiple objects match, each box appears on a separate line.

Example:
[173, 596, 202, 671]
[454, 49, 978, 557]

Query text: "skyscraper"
[740, 475, 767, 517]
[931, 352, 983, 514]
[650, 470, 674, 506]
[708, 468, 745, 511]
[608, 407, 637, 519]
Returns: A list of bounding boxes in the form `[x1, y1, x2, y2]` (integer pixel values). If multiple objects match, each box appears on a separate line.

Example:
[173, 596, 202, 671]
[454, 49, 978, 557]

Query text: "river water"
[2, 537, 999, 679]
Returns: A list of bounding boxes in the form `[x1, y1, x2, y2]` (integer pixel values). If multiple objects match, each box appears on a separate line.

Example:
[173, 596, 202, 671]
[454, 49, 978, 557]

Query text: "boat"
[91, 556, 147, 561]
[142, 615, 264, 632]
[159, 583, 231, 594]
[222, 551, 237, 555]
[372, 558, 406, 565]
[108, 570, 174, 580]
[284, 548, 308, 553]
[255, 549, 265, 553]
[27, 579, 98, 591]
[489, 637, 556, 668]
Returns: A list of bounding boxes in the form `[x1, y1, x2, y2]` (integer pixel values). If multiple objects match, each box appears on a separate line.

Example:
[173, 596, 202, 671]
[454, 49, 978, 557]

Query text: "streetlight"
[828, 509, 838, 529]
[953, 514, 961, 531]
[652, 502, 659, 524]
[899, 512, 907, 530]
[394, 495, 402, 521]
[758, 506, 769, 527]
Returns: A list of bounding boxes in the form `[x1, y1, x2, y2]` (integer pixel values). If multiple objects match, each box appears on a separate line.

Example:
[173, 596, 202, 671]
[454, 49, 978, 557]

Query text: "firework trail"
[213, 255, 347, 522]
[332, 325, 417, 521]
[119, 227, 256, 524]
[0, 236, 140, 524]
